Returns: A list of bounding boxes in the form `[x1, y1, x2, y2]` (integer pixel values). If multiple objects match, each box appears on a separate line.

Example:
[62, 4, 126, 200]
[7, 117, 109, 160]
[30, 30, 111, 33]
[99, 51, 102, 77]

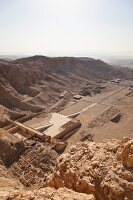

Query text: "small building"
[42, 113, 81, 139]
[73, 95, 82, 100]
[110, 79, 121, 84]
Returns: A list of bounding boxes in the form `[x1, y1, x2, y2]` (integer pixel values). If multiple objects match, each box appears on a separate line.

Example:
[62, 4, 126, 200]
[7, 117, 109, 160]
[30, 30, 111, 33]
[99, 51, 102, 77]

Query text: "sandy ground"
[59, 100, 92, 115]
[64, 83, 133, 150]
[93, 89, 133, 141]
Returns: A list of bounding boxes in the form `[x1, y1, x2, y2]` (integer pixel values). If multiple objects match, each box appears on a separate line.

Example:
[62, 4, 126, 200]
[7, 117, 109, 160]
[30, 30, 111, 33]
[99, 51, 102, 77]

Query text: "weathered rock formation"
[0, 165, 23, 199]
[46, 138, 133, 200]
[3, 187, 95, 200]
[1, 135, 133, 200]
[0, 129, 25, 167]
[117, 137, 133, 168]
[9, 141, 58, 188]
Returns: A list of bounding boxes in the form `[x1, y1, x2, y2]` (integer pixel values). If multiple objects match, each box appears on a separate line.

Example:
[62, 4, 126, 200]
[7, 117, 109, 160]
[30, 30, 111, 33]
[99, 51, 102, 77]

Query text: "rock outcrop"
[9, 141, 58, 188]
[117, 137, 133, 168]
[46, 138, 133, 200]
[3, 187, 95, 200]
[1, 136, 133, 200]
[0, 129, 25, 167]
[0, 165, 23, 199]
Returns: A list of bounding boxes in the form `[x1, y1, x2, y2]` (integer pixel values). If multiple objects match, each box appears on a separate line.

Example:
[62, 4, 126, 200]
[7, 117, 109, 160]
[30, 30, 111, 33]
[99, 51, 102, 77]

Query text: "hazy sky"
[0, 0, 133, 56]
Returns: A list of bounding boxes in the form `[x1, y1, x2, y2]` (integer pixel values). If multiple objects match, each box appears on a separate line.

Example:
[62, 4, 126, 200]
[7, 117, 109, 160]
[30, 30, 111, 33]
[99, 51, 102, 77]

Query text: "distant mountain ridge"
[0, 55, 133, 114]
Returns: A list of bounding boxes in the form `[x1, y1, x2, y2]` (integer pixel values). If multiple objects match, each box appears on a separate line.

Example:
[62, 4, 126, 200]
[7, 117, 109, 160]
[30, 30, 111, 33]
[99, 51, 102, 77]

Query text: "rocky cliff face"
[1, 136, 133, 200]
[0, 165, 23, 199]
[10, 142, 58, 188]
[46, 138, 133, 200]
[0, 129, 25, 167]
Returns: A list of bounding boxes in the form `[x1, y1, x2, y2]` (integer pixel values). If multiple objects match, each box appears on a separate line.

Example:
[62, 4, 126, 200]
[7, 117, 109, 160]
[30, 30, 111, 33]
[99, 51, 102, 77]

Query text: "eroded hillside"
[0, 56, 133, 119]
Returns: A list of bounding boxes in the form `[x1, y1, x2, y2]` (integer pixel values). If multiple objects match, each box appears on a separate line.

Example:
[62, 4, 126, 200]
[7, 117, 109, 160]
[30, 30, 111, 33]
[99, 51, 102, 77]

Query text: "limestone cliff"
[46, 138, 133, 200]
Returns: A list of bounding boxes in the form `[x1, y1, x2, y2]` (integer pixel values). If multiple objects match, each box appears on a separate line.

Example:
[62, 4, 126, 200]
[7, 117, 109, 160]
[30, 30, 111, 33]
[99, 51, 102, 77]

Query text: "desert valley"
[0, 55, 133, 200]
